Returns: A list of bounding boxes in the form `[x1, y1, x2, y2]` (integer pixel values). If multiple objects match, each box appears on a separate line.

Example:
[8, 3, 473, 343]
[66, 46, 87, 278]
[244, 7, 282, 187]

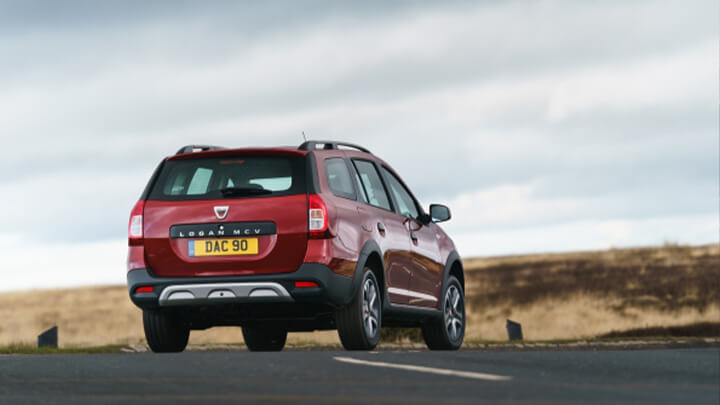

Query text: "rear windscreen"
[148, 156, 306, 200]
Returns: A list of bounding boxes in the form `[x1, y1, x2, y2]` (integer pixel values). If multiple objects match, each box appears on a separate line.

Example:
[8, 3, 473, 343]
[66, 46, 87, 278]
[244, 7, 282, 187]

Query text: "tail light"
[128, 200, 145, 245]
[308, 194, 329, 239]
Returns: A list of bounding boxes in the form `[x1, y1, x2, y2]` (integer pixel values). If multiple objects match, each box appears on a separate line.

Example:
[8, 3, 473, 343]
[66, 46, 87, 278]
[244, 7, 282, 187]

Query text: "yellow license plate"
[188, 238, 259, 257]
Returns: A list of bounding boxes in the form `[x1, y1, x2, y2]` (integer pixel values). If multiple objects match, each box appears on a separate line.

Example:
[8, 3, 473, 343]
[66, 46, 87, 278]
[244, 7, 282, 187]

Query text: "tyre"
[336, 268, 382, 350]
[242, 326, 287, 351]
[143, 309, 190, 353]
[422, 276, 465, 350]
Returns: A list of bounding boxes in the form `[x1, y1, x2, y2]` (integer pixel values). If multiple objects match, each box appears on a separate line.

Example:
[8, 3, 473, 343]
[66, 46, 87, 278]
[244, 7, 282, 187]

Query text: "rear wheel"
[242, 326, 287, 351]
[422, 276, 465, 350]
[143, 309, 190, 353]
[336, 269, 382, 350]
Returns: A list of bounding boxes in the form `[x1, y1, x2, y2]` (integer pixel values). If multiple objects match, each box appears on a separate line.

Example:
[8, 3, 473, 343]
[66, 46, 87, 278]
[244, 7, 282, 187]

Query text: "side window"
[325, 158, 355, 199]
[353, 160, 391, 210]
[382, 167, 419, 219]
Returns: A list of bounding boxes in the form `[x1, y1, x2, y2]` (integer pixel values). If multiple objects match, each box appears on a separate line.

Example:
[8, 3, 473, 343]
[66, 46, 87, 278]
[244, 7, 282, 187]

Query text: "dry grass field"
[463, 243, 719, 340]
[0, 244, 717, 347]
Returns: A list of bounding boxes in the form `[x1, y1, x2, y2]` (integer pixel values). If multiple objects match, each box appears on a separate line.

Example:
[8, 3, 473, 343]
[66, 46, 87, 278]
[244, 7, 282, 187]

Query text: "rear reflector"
[295, 281, 319, 288]
[136, 286, 154, 293]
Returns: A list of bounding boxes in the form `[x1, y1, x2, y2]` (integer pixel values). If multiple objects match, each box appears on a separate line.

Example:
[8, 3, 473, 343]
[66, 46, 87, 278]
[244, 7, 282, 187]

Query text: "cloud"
[0, 234, 126, 292]
[546, 41, 715, 122]
[0, 0, 717, 290]
[439, 181, 718, 234]
[448, 214, 718, 257]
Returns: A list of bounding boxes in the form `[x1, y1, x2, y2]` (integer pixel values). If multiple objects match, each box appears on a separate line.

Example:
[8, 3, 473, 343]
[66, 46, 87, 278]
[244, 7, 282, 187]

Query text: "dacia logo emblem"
[214, 206, 229, 220]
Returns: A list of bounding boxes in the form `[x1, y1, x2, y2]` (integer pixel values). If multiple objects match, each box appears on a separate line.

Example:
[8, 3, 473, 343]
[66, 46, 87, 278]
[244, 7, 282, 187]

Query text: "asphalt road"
[0, 349, 717, 404]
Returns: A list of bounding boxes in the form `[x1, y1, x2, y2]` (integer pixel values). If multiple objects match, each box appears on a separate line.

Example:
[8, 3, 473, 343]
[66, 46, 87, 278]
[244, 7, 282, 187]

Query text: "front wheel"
[422, 276, 465, 350]
[242, 326, 287, 351]
[336, 269, 382, 350]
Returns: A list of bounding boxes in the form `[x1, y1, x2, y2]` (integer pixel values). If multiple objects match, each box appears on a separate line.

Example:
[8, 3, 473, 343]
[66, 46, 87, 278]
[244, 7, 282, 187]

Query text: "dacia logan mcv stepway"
[127, 141, 464, 352]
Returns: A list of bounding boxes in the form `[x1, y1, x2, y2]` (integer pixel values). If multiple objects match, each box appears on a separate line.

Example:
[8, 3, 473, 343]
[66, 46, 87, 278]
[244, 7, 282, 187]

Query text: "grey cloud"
[2, 1, 714, 94]
[0, 1, 441, 34]
[0, 0, 717, 247]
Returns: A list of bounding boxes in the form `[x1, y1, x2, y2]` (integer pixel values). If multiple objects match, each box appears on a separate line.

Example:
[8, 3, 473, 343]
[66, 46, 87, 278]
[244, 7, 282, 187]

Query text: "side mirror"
[429, 204, 451, 223]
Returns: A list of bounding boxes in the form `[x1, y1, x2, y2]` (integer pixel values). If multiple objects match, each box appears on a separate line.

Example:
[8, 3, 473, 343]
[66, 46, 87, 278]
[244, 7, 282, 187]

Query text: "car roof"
[168, 142, 379, 162]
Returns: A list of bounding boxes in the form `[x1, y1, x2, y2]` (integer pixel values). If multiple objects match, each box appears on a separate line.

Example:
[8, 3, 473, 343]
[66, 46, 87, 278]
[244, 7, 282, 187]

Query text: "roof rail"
[175, 145, 225, 155]
[298, 141, 371, 154]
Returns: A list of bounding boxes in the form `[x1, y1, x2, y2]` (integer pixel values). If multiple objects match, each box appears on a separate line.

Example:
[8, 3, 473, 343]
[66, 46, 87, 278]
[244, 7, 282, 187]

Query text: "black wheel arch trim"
[442, 250, 464, 293]
[350, 239, 384, 306]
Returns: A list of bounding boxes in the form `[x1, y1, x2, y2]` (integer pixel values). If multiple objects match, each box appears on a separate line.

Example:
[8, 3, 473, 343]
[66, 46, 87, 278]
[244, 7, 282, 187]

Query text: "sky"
[0, 0, 717, 291]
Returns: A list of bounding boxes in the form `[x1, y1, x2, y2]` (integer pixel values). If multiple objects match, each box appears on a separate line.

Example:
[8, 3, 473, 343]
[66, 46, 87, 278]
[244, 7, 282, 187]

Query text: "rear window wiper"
[219, 187, 272, 197]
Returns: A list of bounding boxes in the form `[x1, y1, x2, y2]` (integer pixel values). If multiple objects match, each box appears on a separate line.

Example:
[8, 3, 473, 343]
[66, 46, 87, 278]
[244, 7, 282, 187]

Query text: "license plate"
[188, 238, 259, 257]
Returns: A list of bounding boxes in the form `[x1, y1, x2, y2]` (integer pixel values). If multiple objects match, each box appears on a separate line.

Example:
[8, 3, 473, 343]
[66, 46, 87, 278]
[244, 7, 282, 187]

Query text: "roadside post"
[506, 320, 523, 341]
[38, 326, 58, 348]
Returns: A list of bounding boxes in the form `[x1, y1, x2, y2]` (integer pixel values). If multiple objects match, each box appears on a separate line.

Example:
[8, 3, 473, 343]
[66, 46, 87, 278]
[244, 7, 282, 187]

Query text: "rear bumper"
[127, 263, 355, 310]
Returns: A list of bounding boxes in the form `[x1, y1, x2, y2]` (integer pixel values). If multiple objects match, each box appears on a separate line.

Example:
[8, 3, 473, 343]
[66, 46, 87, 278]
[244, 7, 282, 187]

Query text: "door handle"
[377, 222, 386, 233]
[410, 232, 418, 242]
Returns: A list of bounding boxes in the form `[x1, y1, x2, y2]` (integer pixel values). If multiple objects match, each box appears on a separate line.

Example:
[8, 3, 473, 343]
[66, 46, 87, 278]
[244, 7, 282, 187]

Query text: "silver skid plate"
[158, 282, 293, 306]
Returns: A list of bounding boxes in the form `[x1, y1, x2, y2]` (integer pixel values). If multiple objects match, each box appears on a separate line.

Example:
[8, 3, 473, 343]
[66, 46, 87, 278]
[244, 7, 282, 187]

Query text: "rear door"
[143, 151, 309, 277]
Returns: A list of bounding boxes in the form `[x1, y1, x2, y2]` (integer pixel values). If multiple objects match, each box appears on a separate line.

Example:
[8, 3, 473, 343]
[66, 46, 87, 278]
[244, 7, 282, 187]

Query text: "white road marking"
[333, 356, 512, 381]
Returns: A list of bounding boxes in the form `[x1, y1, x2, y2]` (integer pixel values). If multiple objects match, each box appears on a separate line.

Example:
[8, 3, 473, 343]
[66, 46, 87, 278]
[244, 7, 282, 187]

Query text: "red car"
[127, 141, 464, 352]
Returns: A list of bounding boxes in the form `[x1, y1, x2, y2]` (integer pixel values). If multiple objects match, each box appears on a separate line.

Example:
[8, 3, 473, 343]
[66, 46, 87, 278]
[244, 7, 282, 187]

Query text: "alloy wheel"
[444, 285, 464, 341]
[362, 277, 380, 339]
